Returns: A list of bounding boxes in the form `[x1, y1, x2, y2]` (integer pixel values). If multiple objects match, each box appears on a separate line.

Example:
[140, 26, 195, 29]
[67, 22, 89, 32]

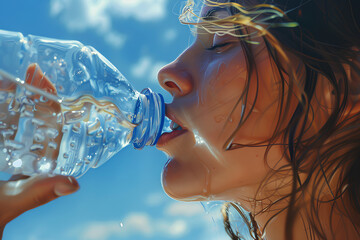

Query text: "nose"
[158, 60, 193, 98]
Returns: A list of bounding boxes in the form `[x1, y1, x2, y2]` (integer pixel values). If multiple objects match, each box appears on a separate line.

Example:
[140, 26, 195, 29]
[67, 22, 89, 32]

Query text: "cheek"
[202, 52, 246, 104]
[192, 51, 247, 147]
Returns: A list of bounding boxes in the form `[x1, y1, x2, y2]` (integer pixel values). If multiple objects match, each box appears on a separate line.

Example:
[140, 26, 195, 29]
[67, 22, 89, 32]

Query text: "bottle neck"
[131, 88, 165, 149]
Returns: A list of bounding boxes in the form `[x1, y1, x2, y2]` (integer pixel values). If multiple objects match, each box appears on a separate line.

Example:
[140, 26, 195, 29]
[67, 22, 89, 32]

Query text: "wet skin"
[156, 5, 292, 203]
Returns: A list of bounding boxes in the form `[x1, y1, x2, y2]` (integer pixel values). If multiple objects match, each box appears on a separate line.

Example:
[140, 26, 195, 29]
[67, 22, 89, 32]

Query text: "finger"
[25, 63, 61, 114]
[9, 174, 30, 181]
[4, 175, 79, 218]
[25, 63, 57, 94]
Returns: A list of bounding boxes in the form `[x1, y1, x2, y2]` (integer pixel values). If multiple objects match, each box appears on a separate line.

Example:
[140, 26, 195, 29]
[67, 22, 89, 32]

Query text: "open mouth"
[156, 115, 188, 147]
[170, 121, 183, 131]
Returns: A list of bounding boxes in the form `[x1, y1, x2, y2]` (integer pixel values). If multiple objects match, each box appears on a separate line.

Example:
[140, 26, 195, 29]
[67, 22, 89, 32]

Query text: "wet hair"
[181, 0, 360, 239]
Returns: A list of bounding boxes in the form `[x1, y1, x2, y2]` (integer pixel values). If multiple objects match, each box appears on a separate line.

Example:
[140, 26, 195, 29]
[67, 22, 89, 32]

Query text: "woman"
[156, 0, 360, 239]
[0, 0, 359, 239]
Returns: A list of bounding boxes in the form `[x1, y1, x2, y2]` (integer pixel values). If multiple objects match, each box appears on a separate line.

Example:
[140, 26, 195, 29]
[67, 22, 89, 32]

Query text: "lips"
[157, 109, 188, 147]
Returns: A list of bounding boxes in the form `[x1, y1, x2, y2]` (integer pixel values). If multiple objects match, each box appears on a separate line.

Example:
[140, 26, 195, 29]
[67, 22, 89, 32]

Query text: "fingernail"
[54, 177, 79, 196]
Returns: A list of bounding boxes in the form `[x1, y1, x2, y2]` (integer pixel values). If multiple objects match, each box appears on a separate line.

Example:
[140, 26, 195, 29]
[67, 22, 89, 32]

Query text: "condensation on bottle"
[0, 29, 165, 178]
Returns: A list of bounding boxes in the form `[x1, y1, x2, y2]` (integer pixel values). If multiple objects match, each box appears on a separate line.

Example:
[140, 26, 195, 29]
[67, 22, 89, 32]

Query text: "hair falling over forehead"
[180, 0, 306, 150]
[180, 0, 360, 239]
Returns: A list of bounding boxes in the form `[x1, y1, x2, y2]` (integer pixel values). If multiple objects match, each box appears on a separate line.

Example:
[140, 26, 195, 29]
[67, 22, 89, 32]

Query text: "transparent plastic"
[0, 29, 165, 178]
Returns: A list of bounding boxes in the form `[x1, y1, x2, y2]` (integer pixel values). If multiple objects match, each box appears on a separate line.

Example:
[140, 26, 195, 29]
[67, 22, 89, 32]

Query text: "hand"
[0, 64, 79, 239]
[0, 174, 79, 238]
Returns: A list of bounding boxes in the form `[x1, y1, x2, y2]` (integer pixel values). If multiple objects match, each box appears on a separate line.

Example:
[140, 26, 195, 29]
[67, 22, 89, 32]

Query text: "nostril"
[165, 81, 182, 94]
[165, 81, 177, 88]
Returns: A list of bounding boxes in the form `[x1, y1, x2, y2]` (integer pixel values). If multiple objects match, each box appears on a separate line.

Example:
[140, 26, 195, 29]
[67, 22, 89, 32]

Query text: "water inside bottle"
[0, 71, 136, 177]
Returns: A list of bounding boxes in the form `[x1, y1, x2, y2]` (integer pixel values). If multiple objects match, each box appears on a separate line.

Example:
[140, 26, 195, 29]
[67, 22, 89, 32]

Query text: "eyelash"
[206, 42, 232, 52]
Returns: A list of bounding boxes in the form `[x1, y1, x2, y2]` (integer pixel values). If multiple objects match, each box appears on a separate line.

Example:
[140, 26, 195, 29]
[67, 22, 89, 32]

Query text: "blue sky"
[0, 0, 234, 239]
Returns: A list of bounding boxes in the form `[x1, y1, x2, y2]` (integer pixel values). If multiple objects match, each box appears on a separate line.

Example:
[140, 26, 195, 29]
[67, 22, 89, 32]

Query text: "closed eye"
[206, 42, 234, 53]
[206, 42, 231, 51]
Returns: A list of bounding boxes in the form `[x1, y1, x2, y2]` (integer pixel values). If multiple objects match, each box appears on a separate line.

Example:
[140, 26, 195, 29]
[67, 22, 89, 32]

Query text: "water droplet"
[214, 115, 225, 123]
[0, 92, 8, 103]
[87, 118, 100, 135]
[0, 113, 7, 121]
[32, 118, 45, 126]
[0, 122, 7, 129]
[72, 122, 81, 133]
[48, 142, 57, 149]
[96, 128, 103, 138]
[46, 128, 59, 139]
[39, 95, 48, 103]
[2, 129, 14, 138]
[63, 153, 69, 159]
[34, 130, 45, 142]
[5, 140, 24, 150]
[37, 160, 53, 173]
[23, 110, 34, 118]
[64, 109, 86, 124]
[30, 144, 44, 151]
[62, 126, 68, 133]
[70, 141, 76, 148]
[12, 159, 22, 168]
[44, 48, 51, 56]
[76, 161, 83, 166]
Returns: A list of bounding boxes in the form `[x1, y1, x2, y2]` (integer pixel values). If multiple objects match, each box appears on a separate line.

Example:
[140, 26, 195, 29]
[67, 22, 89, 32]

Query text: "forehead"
[200, 1, 231, 19]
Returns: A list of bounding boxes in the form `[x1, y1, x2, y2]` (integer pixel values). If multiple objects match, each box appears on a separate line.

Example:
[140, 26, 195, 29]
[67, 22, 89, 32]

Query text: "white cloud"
[145, 192, 168, 206]
[50, 0, 168, 48]
[104, 32, 127, 49]
[131, 56, 152, 78]
[78, 212, 189, 240]
[165, 202, 205, 217]
[109, 0, 167, 21]
[164, 29, 178, 42]
[131, 55, 166, 83]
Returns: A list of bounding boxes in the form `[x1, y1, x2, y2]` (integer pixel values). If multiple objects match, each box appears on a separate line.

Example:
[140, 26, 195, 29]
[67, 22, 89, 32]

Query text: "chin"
[161, 157, 211, 201]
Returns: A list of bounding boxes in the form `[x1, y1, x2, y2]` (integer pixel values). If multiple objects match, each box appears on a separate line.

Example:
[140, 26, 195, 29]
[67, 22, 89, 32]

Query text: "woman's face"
[156, 2, 289, 202]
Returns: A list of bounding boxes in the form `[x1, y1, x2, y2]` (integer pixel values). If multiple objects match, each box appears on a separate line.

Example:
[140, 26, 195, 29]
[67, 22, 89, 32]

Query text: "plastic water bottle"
[0, 29, 165, 178]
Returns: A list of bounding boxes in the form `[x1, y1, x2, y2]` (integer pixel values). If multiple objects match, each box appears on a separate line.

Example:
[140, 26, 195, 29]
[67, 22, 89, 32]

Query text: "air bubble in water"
[87, 118, 100, 135]
[63, 153, 69, 159]
[46, 128, 59, 139]
[75, 161, 83, 166]
[72, 122, 81, 133]
[2, 129, 14, 139]
[48, 142, 57, 149]
[30, 144, 44, 151]
[5, 140, 24, 150]
[32, 118, 45, 126]
[34, 131, 45, 142]
[0, 122, 7, 129]
[64, 109, 86, 124]
[96, 128, 103, 138]
[23, 110, 34, 118]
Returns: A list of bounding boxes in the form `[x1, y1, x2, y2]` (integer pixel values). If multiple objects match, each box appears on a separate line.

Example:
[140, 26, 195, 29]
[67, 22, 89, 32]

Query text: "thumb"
[4, 175, 79, 216]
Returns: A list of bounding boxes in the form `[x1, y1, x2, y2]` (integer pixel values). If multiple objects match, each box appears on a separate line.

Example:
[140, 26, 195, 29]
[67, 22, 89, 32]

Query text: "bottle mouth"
[131, 88, 165, 149]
